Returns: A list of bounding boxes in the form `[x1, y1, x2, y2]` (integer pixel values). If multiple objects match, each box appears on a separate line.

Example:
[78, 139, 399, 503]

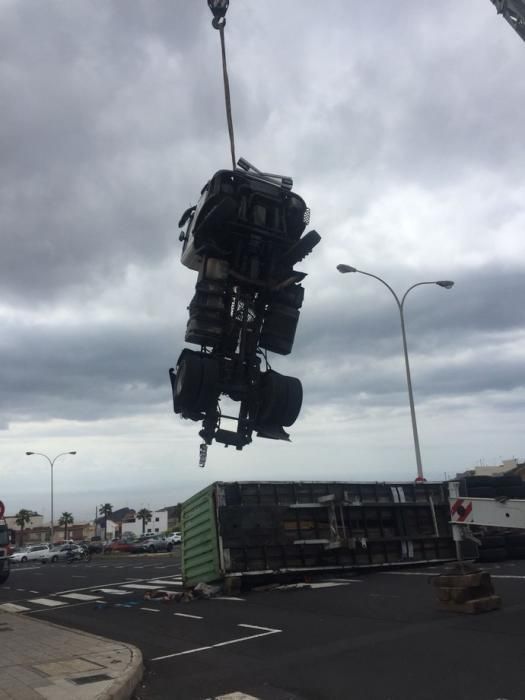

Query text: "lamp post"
[336, 265, 454, 481]
[25, 451, 77, 542]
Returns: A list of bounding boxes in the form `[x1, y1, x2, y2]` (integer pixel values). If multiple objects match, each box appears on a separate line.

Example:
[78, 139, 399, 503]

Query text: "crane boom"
[491, 0, 525, 42]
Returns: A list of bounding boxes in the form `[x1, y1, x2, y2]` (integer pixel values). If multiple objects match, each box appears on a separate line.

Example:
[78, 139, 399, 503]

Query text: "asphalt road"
[2, 554, 525, 700]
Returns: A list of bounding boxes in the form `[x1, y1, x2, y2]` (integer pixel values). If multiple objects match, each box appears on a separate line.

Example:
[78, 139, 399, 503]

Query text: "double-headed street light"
[336, 265, 454, 481]
[25, 451, 77, 541]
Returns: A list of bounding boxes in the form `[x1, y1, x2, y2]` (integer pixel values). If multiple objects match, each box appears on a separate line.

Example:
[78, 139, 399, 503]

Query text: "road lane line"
[0, 603, 30, 613]
[149, 580, 183, 586]
[121, 584, 165, 590]
[213, 596, 245, 601]
[92, 588, 131, 596]
[60, 593, 101, 601]
[151, 624, 282, 661]
[174, 613, 203, 620]
[141, 607, 160, 613]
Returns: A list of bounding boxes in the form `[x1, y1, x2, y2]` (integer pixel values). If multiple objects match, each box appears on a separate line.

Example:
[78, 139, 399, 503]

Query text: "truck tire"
[478, 547, 507, 562]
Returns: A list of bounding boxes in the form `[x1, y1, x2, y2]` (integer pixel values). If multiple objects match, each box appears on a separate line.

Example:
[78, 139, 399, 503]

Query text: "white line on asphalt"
[16, 589, 25, 591]
[52, 573, 178, 595]
[204, 694, 260, 700]
[151, 624, 282, 661]
[149, 580, 183, 586]
[92, 588, 131, 596]
[121, 584, 165, 590]
[379, 571, 439, 577]
[140, 607, 160, 613]
[329, 578, 364, 583]
[491, 575, 525, 580]
[213, 596, 245, 601]
[29, 598, 66, 607]
[29, 591, 39, 594]
[0, 603, 30, 613]
[9, 567, 41, 572]
[174, 613, 203, 620]
[60, 593, 101, 601]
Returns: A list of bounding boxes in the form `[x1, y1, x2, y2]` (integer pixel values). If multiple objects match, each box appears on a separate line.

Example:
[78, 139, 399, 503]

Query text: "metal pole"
[399, 303, 424, 480]
[336, 269, 453, 482]
[25, 451, 76, 543]
[50, 458, 54, 543]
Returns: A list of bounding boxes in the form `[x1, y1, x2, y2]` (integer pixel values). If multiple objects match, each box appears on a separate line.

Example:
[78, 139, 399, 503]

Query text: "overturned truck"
[180, 480, 458, 587]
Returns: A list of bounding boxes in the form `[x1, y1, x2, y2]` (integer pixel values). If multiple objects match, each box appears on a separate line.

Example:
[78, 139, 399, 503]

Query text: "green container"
[181, 483, 222, 586]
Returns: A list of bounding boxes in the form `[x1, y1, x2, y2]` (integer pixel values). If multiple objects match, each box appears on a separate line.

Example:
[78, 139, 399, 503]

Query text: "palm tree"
[137, 508, 152, 535]
[58, 512, 74, 541]
[99, 503, 113, 540]
[15, 509, 32, 546]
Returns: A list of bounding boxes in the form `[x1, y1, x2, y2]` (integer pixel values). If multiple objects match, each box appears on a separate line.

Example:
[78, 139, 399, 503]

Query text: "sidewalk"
[0, 611, 142, 699]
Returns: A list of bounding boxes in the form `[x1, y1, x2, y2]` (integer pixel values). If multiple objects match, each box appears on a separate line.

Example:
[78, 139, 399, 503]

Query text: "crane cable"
[208, 0, 236, 169]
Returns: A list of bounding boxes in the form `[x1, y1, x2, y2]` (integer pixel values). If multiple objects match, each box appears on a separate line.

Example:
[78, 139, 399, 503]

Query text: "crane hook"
[208, 0, 229, 29]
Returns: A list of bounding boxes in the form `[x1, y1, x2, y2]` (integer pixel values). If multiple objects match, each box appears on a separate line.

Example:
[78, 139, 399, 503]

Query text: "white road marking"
[213, 596, 245, 601]
[380, 571, 439, 577]
[151, 624, 282, 661]
[92, 588, 131, 596]
[141, 607, 160, 613]
[60, 593, 101, 601]
[174, 613, 203, 620]
[149, 580, 183, 586]
[121, 584, 165, 590]
[0, 603, 30, 613]
[204, 694, 260, 700]
[491, 575, 525, 580]
[29, 590, 40, 594]
[29, 598, 65, 607]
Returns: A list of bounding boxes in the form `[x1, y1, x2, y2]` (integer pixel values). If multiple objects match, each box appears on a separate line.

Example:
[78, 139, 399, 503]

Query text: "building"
[123, 509, 169, 538]
[457, 458, 525, 479]
[5, 512, 44, 531]
[157, 505, 181, 532]
[95, 507, 135, 539]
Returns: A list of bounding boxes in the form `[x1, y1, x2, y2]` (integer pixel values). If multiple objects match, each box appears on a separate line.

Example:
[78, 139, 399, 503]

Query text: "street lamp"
[25, 451, 77, 541]
[336, 265, 454, 481]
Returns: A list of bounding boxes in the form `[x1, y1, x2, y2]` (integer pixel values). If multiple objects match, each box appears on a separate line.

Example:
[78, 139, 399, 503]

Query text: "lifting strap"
[208, 0, 236, 169]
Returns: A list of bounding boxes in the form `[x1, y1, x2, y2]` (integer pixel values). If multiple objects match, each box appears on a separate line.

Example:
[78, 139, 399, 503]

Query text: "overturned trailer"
[180, 480, 457, 586]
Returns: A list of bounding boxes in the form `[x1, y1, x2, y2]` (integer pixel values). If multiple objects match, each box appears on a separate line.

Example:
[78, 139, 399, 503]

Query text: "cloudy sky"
[1, 0, 524, 521]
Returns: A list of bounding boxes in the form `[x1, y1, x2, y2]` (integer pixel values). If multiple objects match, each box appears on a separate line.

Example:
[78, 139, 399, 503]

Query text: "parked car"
[166, 532, 182, 545]
[10, 544, 52, 563]
[104, 539, 135, 553]
[41, 544, 85, 563]
[130, 535, 171, 553]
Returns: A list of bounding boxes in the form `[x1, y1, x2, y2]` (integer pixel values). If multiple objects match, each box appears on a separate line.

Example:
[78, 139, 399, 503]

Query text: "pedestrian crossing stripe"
[29, 598, 66, 607]
[0, 603, 30, 613]
[59, 593, 101, 601]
